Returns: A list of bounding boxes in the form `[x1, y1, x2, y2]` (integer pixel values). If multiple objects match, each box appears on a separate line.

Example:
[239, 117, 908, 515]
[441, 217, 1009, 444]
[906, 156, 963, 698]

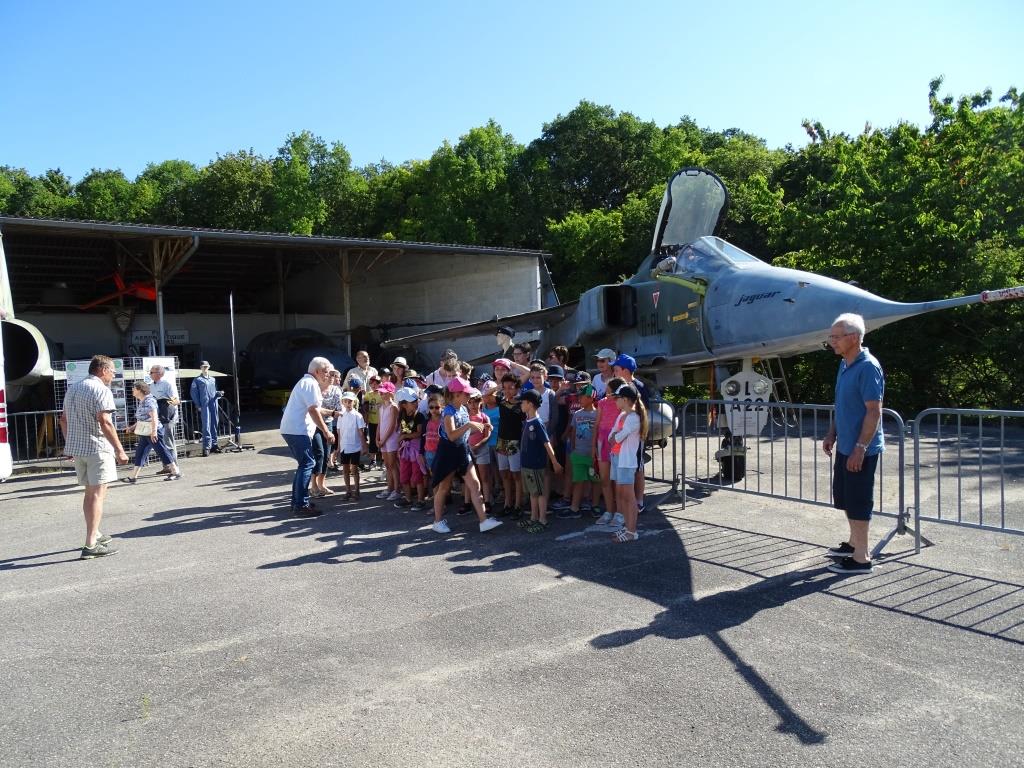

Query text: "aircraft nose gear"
[715, 432, 747, 483]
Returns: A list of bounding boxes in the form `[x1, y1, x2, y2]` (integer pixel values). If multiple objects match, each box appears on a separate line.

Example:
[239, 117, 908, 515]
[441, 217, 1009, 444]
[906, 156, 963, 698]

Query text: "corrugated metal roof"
[0, 215, 549, 259]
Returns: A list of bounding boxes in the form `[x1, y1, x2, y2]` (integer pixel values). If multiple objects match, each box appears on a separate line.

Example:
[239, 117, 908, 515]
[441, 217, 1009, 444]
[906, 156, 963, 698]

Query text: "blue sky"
[1, 0, 1020, 181]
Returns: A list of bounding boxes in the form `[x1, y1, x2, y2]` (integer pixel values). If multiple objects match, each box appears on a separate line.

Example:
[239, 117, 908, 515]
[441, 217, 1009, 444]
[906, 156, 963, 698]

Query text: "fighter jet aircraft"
[383, 166, 1024, 386]
[381, 166, 1024, 476]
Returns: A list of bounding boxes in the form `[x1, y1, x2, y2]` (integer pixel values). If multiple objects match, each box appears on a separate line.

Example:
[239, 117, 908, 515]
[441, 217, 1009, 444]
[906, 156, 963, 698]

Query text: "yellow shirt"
[363, 391, 382, 425]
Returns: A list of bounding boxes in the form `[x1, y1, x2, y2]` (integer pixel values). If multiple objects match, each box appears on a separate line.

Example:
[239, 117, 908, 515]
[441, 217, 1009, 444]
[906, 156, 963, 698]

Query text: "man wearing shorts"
[822, 313, 885, 574]
[60, 355, 129, 559]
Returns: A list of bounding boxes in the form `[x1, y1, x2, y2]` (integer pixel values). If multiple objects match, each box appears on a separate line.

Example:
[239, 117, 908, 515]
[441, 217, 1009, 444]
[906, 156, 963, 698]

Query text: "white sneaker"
[610, 512, 625, 530]
[387, 490, 402, 501]
[432, 519, 451, 534]
[595, 511, 613, 525]
[479, 517, 503, 533]
[375, 490, 391, 500]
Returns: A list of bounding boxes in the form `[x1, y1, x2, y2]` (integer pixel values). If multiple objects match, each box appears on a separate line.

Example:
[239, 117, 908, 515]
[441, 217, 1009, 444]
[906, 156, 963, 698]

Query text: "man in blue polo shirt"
[822, 313, 884, 574]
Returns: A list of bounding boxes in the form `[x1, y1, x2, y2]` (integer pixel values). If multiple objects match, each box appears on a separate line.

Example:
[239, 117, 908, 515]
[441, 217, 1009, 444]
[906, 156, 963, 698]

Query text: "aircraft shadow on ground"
[100, 467, 1024, 746]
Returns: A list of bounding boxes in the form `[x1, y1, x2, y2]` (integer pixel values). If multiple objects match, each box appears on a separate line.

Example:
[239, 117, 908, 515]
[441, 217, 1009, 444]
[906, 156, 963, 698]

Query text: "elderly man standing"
[190, 361, 220, 456]
[281, 356, 336, 517]
[59, 355, 129, 559]
[822, 313, 885, 574]
[148, 363, 180, 472]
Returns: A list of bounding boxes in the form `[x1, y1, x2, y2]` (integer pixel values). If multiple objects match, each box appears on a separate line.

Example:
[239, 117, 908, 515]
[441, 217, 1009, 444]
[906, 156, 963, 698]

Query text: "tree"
[191, 150, 273, 231]
[72, 169, 154, 221]
[137, 160, 200, 225]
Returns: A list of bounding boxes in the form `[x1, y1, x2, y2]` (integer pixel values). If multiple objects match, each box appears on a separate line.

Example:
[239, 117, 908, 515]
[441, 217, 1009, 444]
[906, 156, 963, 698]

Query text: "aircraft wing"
[380, 301, 579, 349]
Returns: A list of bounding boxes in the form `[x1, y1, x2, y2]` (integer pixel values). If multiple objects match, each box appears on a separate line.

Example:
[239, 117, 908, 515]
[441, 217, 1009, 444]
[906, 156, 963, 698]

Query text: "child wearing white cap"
[337, 391, 368, 500]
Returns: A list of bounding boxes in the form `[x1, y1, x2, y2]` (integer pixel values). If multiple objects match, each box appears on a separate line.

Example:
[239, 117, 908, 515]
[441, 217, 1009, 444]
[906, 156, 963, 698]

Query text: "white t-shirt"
[280, 374, 322, 437]
[611, 412, 641, 469]
[592, 372, 607, 398]
[338, 409, 367, 453]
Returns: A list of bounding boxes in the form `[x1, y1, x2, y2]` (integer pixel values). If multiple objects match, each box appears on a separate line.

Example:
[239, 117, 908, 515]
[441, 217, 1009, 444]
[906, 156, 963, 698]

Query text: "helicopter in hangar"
[382, 166, 1024, 476]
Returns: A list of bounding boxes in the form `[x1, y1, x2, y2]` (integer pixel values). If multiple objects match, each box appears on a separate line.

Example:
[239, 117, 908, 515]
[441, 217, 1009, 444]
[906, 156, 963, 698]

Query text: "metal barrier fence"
[913, 408, 1024, 537]
[644, 396, 681, 500]
[7, 398, 237, 470]
[678, 399, 910, 555]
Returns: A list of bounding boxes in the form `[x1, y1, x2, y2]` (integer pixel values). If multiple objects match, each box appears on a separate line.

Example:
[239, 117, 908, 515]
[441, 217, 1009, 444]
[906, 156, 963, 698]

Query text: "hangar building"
[0, 216, 555, 388]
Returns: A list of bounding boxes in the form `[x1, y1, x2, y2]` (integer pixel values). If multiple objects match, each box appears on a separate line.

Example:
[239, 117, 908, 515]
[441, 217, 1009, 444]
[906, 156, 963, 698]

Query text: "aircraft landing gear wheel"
[718, 435, 746, 484]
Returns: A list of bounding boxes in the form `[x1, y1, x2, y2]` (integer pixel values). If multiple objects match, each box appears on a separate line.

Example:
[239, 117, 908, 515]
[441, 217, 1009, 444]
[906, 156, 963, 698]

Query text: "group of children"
[311, 345, 650, 542]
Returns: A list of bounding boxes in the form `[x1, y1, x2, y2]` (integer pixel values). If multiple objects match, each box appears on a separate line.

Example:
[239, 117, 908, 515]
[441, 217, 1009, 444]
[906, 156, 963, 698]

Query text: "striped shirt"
[63, 375, 116, 456]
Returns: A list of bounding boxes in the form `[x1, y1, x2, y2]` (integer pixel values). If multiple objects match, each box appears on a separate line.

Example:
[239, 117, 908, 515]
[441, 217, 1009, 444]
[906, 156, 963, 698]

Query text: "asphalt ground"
[2, 424, 1023, 767]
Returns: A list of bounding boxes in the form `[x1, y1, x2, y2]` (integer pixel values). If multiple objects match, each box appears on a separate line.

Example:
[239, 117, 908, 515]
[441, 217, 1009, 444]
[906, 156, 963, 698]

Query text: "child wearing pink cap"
[430, 377, 503, 535]
[374, 381, 401, 502]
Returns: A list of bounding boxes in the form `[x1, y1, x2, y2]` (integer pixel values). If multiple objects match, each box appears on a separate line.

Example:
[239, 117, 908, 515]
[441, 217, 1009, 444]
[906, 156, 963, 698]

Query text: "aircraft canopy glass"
[652, 168, 729, 252]
[666, 237, 764, 278]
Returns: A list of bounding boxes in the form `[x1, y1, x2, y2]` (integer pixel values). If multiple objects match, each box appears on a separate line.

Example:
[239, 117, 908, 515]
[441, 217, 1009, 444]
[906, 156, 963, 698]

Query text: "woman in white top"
[345, 350, 378, 391]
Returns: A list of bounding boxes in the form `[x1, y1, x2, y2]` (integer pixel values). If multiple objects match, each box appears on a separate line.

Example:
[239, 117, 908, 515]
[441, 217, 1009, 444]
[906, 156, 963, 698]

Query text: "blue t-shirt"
[483, 405, 500, 447]
[520, 416, 551, 469]
[834, 348, 885, 456]
[439, 403, 470, 446]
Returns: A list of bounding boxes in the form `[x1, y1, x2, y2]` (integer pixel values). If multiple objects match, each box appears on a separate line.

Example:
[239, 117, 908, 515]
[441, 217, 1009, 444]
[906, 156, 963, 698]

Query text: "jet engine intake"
[1, 319, 53, 386]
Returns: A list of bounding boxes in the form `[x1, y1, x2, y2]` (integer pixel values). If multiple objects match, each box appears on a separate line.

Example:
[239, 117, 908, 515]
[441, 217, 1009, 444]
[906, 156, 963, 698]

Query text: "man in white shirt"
[60, 355, 129, 559]
[280, 356, 336, 517]
[148, 364, 180, 469]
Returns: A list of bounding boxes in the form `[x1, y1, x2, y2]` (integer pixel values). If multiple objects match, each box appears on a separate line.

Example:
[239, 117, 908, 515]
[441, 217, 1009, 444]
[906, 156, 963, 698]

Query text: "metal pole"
[229, 291, 243, 446]
[341, 249, 352, 357]
[156, 279, 166, 355]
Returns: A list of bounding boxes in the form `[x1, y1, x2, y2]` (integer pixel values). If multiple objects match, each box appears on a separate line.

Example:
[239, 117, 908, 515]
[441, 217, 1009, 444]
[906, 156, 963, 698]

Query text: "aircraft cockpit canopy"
[652, 167, 730, 254]
[659, 236, 765, 279]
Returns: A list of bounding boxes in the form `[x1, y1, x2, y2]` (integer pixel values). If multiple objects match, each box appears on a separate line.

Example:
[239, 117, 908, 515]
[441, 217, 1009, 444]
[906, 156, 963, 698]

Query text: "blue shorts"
[832, 451, 879, 521]
[610, 452, 635, 485]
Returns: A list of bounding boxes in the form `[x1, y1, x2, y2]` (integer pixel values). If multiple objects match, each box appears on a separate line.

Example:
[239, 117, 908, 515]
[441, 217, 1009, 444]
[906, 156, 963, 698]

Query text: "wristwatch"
[855, 442, 868, 450]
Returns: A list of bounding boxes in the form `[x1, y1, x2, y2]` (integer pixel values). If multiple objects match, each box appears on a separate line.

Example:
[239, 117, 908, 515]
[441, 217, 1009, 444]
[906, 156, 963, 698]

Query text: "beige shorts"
[74, 453, 118, 487]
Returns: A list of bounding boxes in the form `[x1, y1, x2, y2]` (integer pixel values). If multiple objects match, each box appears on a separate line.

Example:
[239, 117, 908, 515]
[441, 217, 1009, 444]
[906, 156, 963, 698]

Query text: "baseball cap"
[595, 348, 616, 361]
[612, 353, 637, 373]
[200, 360, 210, 368]
[480, 380, 499, 395]
[497, 325, 515, 337]
[447, 376, 472, 393]
[467, 387, 482, 399]
[518, 389, 542, 407]
[574, 370, 592, 383]
[378, 381, 396, 394]
[396, 387, 419, 403]
[579, 384, 596, 398]
[493, 358, 513, 369]
[341, 391, 358, 402]
[546, 365, 565, 379]
[615, 385, 639, 401]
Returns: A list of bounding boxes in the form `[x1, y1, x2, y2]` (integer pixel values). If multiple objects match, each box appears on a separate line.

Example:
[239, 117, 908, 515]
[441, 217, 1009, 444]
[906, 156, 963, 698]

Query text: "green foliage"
[769, 78, 1024, 411]
[1, 81, 1021, 410]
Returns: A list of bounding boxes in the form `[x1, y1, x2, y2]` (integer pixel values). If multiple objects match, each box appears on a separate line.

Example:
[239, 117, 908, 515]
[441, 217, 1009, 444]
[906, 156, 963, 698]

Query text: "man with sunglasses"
[822, 313, 885, 575]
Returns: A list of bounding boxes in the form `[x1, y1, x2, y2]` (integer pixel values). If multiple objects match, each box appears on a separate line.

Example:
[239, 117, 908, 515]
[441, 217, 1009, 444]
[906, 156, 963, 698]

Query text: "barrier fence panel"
[6, 409, 71, 469]
[679, 399, 910, 553]
[8, 398, 239, 472]
[643, 396, 681, 503]
[913, 408, 1024, 537]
